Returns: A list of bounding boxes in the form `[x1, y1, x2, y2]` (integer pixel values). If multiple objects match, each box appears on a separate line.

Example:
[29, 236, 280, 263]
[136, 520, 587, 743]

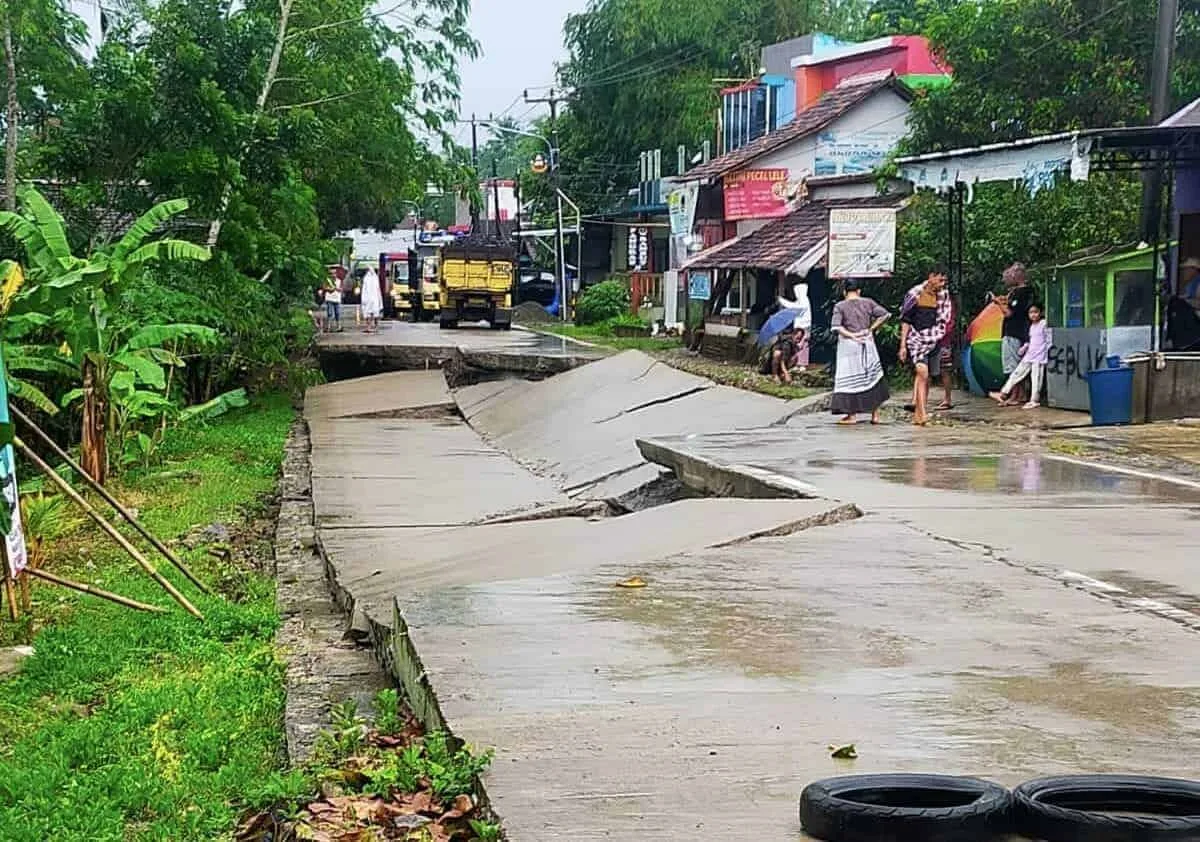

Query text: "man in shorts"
[992, 262, 1033, 406]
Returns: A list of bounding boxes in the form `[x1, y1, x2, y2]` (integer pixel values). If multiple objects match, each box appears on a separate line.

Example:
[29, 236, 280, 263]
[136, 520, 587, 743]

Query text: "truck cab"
[438, 237, 515, 330]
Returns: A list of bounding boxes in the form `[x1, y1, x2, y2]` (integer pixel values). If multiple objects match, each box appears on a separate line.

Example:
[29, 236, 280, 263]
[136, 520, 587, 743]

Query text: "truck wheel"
[439, 318, 458, 330]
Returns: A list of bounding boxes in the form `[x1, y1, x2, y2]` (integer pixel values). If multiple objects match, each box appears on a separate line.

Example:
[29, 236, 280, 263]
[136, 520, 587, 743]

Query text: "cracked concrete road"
[307, 359, 1200, 841]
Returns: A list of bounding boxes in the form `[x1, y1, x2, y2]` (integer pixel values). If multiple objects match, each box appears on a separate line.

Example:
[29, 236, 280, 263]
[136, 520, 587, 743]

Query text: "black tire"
[1013, 775, 1200, 842]
[799, 774, 1012, 842]
[439, 318, 457, 330]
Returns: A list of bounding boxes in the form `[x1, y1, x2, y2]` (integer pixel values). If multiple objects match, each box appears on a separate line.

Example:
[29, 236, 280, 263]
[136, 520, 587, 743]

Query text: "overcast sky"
[454, 0, 590, 145]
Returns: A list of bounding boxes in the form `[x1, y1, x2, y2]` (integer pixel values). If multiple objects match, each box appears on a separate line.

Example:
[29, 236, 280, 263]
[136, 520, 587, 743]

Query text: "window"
[1046, 276, 1063, 327]
[722, 271, 755, 313]
[1064, 273, 1085, 327]
[1085, 274, 1107, 328]
[1113, 269, 1154, 327]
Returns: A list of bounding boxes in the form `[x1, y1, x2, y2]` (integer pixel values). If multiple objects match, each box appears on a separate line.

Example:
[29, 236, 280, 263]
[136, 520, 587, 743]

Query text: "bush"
[575, 279, 630, 325]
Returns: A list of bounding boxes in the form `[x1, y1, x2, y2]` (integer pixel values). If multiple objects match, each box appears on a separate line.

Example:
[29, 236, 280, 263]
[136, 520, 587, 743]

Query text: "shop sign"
[828, 207, 897, 278]
[815, 130, 903, 176]
[688, 271, 712, 300]
[723, 168, 794, 220]
[668, 183, 699, 236]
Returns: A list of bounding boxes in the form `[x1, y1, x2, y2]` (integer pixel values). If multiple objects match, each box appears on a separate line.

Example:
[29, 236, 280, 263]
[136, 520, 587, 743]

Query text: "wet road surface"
[306, 361, 1200, 841]
[645, 417, 1200, 628]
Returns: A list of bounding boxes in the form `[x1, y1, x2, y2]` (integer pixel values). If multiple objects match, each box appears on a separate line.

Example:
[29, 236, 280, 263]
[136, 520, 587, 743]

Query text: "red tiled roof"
[684, 72, 911, 182]
[686, 195, 905, 273]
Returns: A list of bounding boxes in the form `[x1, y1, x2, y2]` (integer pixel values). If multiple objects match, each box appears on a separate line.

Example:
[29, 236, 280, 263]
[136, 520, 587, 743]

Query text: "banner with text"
[0, 265, 27, 577]
[827, 208, 897, 279]
[723, 168, 791, 220]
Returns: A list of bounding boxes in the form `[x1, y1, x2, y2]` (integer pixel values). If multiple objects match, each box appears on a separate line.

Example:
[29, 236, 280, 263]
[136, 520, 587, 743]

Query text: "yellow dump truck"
[438, 237, 515, 330]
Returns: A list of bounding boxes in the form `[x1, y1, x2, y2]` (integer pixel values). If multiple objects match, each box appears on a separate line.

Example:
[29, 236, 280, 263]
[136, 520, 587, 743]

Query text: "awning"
[896, 99, 1200, 190]
[685, 196, 907, 274]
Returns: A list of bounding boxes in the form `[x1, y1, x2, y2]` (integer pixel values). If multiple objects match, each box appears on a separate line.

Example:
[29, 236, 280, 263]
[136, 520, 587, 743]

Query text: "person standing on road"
[899, 265, 952, 426]
[992, 262, 1034, 406]
[324, 281, 343, 332]
[990, 303, 1050, 409]
[360, 268, 383, 334]
[831, 279, 890, 425]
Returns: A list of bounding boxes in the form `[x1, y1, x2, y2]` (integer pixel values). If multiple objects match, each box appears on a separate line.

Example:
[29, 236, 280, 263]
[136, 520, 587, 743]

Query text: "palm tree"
[0, 185, 211, 483]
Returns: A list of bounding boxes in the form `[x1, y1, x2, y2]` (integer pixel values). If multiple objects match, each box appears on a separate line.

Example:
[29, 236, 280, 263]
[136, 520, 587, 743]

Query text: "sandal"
[837, 417, 858, 426]
[934, 401, 953, 411]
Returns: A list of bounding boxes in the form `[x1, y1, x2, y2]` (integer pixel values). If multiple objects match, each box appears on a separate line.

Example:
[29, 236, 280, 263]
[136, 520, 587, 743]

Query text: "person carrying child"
[989, 302, 1050, 409]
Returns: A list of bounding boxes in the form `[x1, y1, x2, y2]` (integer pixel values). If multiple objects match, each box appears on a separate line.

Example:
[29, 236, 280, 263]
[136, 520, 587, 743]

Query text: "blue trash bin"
[1086, 362, 1134, 426]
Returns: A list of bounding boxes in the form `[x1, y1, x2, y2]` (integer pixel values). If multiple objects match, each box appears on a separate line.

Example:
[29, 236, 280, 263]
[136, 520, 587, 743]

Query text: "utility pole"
[1141, 0, 1179, 241]
[524, 87, 569, 320]
[470, 113, 480, 231]
[491, 159, 502, 239]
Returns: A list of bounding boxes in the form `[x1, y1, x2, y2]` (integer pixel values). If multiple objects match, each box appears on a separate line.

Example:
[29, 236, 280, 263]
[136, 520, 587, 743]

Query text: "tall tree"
[902, 0, 1200, 152]
[0, 0, 85, 209]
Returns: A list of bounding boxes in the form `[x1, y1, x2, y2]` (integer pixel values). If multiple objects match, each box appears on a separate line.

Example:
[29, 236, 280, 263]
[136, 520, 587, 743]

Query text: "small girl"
[990, 303, 1050, 409]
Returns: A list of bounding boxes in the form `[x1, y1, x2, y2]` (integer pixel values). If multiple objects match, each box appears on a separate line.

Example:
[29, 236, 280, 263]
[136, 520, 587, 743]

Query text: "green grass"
[536, 322, 682, 353]
[0, 393, 298, 841]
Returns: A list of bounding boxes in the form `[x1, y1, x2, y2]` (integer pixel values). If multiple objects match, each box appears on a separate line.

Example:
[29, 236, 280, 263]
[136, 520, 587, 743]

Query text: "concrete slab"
[317, 322, 604, 380]
[396, 516, 1200, 841]
[466, 352, 794, 498]
[309, 417, 567, 529]
[322, 497, 856, 621]
[305, 370, 452, 420]
[639, 417, 1200, 623]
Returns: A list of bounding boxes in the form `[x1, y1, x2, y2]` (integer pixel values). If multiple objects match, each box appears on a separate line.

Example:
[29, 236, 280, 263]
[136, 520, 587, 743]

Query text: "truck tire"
[799, 774, 1012, 842]
[439, 317, 457, 330]
[1013, 775, 1200, 842]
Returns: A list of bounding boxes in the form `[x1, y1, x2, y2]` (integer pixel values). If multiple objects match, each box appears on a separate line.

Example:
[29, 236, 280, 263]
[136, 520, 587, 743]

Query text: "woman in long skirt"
[359, 268, 383, 334]
[831, 279, 891, 425]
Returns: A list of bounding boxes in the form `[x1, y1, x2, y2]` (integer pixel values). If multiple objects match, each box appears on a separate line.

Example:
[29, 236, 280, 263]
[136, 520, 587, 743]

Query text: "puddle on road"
[580, 557, 915, 681]
[828, 454, 1200, 502]
[1089, 570, 1200, 615]
[978, 662, 1198, 733]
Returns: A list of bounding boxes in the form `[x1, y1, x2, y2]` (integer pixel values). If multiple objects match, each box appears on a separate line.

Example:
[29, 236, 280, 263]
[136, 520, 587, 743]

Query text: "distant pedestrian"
[831, 279, 890, 425]
[312, 285, 326, 333]
[324, 283, 343, 332]
[991, 262, 1034, 406]
[899, 264, 952, 426]
[759, 327, 799, 385]
[360, 268, 383, 333]
[990, 303, 1050, 409]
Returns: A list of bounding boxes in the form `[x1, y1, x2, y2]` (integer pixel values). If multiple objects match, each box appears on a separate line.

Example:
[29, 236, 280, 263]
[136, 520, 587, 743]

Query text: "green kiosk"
[1044, 244, 1160, 410]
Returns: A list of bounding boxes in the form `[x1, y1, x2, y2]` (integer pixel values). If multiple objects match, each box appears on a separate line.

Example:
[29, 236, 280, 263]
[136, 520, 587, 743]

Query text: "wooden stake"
[10, 406, 210, 594]
[0, 542, 16, 621]
[2, 575, 15, 621]
[17, 572, 29, 613]
[14, 438, 203, 619]
[26, 567, 166, 614]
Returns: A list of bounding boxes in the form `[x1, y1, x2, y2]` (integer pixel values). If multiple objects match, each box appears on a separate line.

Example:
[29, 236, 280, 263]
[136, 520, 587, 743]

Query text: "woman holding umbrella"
[831, 278, 891, 425]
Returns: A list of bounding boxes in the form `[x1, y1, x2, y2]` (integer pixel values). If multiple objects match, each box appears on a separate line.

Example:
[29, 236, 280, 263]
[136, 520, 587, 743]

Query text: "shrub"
[575, 279, 629, 325]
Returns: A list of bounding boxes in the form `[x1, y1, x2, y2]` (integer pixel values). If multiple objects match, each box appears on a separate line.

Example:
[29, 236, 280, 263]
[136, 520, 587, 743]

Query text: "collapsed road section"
[302, 351, 1200, 841]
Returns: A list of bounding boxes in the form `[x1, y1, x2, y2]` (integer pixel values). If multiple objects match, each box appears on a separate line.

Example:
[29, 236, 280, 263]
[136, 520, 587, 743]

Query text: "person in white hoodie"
[359, 268, 383, 334]
[779, 282, 812, 368]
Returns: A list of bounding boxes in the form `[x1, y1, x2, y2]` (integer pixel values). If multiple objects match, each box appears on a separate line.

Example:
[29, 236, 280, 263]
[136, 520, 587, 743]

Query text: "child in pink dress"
[990, 303, 1050, 409]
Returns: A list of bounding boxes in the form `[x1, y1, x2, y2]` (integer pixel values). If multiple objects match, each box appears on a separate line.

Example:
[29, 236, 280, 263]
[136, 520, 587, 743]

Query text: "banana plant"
[0, 185, 212, 483]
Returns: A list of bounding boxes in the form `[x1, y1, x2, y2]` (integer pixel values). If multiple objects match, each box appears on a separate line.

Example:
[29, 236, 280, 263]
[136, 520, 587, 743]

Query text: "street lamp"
[478, 121, 568, 322]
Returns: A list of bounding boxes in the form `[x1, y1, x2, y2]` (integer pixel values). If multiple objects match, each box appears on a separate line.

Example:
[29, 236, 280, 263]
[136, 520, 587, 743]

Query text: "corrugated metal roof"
[686, 195, 905, 272]
[683, 73, 910, 182]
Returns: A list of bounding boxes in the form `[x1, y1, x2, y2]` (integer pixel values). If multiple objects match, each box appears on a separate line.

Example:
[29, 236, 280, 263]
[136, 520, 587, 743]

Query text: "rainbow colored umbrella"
[961, 301, 1006, 395]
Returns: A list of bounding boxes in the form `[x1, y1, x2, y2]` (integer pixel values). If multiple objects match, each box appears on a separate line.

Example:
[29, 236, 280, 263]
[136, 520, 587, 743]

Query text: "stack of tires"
[799, 773, 1200, 840]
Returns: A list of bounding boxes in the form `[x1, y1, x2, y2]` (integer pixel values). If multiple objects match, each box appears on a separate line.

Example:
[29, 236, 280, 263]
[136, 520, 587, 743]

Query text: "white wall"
[754, 88, 911, 179]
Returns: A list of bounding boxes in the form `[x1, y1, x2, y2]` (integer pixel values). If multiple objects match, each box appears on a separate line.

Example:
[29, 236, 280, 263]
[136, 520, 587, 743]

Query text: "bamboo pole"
[10, 406, 210, 594]
[14, 438, 203, 619]
[0, 542, 15, 621]
[26, 567, 166, 614]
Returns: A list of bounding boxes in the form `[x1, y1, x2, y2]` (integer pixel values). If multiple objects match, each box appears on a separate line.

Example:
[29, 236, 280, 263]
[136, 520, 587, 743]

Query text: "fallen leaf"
[829, 743, 858, 759]
[616, 576, 647, 588]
